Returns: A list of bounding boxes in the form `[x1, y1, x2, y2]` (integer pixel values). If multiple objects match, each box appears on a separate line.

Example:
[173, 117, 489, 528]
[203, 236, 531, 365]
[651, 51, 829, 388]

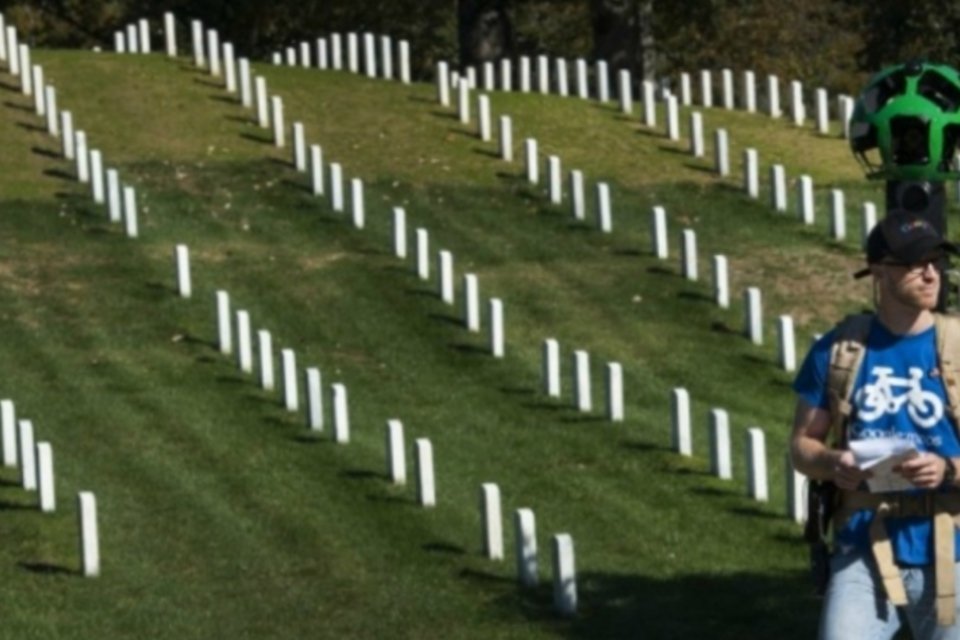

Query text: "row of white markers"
[0, 17, 142, 237]
[670, 388, 808, 525]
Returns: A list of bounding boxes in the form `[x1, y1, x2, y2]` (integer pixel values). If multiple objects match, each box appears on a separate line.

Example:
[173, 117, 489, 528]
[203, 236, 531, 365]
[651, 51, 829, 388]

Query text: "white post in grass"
[745, 287, 763, 345]
[690, 112, 704, 157]
[437, 61, 450, 106]
[207, 29, 220, 76]
[292, 123, 306, 171]
[537, 55, 549, 94]
[416, 439, 436, 507]
[61, 111, 74, 159]
[651, 206, 668, 259]
[6, 27, 17, 76]
[139, 18, 150, 54]
[816, 88, 829, 134]
[571, 170, 585, 221]
[283, 48, 293, 67]
[258, 330, 274, 391]
[500, 57, 513, 92]
[862, 202, 878, 247]
[1, 399, 15, 467]
[19, 45, 31, 95]
[31, 66, 44, 115]
[347, 33, 359, 73]
[515, 509, 538, 587]
[709, 408, 732, 480]
[316, 38, 327, 70]
[548, 156, 562, 204]
[778, 315, 797, 372]
[457, 79, 471, 124]
[416, 228, 429, 280]
[223, 43, 236, 92]
[90, 149, 104, 204]
[798, 175, 815, 225]
[191, 20, 205, 67]
[332, 383, 350, 444]
[363, 32, 376, 78]
[642, 80, 656, 127]
[271, 96, 285, 147]
[700, 69, 713, 107]
[490, 298, 505, 358]
[18, 419, 35, 490]
[400, 41, 411, 84]
[747, 428, 769, 502]
[174, 244, 191, 298]
[107, 169, 121, 223]
[618, 69, 632, 114]
[123, 186, 139, 238]
[743, 70, 756, 113]
[544, 339, 560, 398]
[115, 31, 126, 55]
[387, 420, 406, 485]
[351, 178, 365, 229]
[301, 40, 312, 69]
[330, 163, 344, 212]
[236, 310, 252, 374]
[597, 183, 612, 232]
[767, 74, 782, 118]
[574, 350, 592, 412]
[393, 207, 407, 258]
[499, 115, 513, 161]
[310, 145, 324, 196]
[78, 492, 100, 577]
[164, 12, 176, 57]
[439, 250, 454, 304]
[478, 95, 491, 142]
[556, 58, 569, 96]
[75, 131, 89, 182]
[525, 139, 539, 184]
[597, 60, 609, 102]
[552, 534, 577, 617]
[282, 349, 298, 412]
[306, 368, 322, 430]
[787, 455, 808, 524]
[255, 77, 268, 128]
[331, 33, 343, 70]
[713, 255, 729, 309]
[480, 60, 495, 90]
[666, 95, 680, 141]
[744, 148, 759, 199]
[671, 388, 692, 456]
[791, 80, 805, 126]
[841, 95, 855, 138]
[216, 290, 232, 355]
[606, 362, 624, 422]
[464, 273, 480, 332]
[576, 58, 588, 99]
[45, 86, 58, 136]
[771, 164, 787, 212]
[481, 483, 504, 560]
[715, 129, 729, 176]
[681, 229, 698, 281]
[0, 14, 6, 62]
[830, 189, 846, 241]
[721, 68, 734, 109]
[680, 72, 692, 106]
[36, 442, 54, 512]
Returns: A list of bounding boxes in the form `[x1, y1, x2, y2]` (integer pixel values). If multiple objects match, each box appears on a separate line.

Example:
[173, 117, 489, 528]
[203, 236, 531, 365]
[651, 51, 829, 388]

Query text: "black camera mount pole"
[886, 179, 949, 311]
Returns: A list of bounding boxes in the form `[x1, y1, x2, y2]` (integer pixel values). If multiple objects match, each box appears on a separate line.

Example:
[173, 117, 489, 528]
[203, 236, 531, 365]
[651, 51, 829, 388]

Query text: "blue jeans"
[820, 546, 960, 640]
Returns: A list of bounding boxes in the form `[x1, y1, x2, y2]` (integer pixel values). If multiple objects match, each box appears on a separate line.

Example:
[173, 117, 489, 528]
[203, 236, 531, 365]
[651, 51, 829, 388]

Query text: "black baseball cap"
[853, 212, 959, 278]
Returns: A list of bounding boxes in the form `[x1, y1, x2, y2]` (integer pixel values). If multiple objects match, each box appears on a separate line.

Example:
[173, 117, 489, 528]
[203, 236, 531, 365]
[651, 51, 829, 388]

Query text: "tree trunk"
[591, 0, 654, 79]
[457, 0, 512, 68]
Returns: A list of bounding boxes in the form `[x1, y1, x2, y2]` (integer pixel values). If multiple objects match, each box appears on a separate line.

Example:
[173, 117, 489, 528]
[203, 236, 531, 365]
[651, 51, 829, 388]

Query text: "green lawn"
[0, 45, 937, 639]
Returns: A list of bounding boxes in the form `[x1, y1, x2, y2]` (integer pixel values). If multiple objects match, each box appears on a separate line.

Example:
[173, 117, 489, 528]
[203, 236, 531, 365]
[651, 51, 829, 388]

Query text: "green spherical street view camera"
[850, 60, 960, 309]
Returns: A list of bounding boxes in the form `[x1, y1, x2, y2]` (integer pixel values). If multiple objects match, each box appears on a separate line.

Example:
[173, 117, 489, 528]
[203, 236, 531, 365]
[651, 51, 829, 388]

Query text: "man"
[791, 211, 960, 639]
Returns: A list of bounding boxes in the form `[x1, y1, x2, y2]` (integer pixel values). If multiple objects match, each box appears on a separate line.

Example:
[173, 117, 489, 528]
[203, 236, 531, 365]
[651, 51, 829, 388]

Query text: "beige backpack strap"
[934, 313, 960, 430]
[827, 314, 873, 447]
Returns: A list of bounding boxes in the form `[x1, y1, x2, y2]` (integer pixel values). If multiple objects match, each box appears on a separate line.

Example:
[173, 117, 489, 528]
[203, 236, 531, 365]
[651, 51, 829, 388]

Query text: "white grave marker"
[439, 250, 454, 304]
[571, 170, 585, 221]
[18, 419, 35, 490]
[519, 56, 531, 92]
[78, 492, 100, 577]
[556, 58, 569, 96]
[464, 273, 480, 332]
[258, 330, 275, 391]
[791, 80, 805, 126]
[216, 290, 232, 354]
[778, 315, 797, 372]
[36, 442, 54, 512]
[743, 70, 756, 112]
[597, 183, 612, 232]
[1, 399, 15, 467]
[681, 229, 698, 281]
[709, 408, 732, 479]
[32, 65, 44, 115]
[606, 362, 624, 422]
[330, 163, 344, 212]
[576, 58, 588, 99]
[574, 350, 592, 412]
[416, 438, 435, 507]
[271, 96, 285, 147]
[191, 20, 204, 68]
[713, 255, 729, 309]
[236, 310, 253, 374]
[123, 186, 139, 238]
[651, 206, 668, 259]
[437, 61, 450, 106]
[525, 139, 539, 184]
[745, 287, 763, 345]
[500, 57, 512, 91]
[787, 456, 808, 524]
[862, 202, 878, 247]
[680, 72, 692, 106]
[393, 207, 407, 258]
[386, 420, 406, 484]
[666, 95, 680, 141]
[282, 349, 298, 412]
[45, 85, 58, 136]
[400, 40, 412, 83]
[478, 95, 491, 141]
[798, 175, 815, 225]
[350, 178, 365, 229]
[331, 33, 343, 70]
[744, 148, 759, 199]
[255, 76, 268, 127]
[690, 112, 704, 157]
[597, 60, 609, 102]
[90, 149, 104, 204]
[332, 383, 350, 444]
[544, 339, 561, 398]
[164, 12, 176, 57]
[310, 145, 324, 196]
[548, 156, 562, 204]
[306, 368, 322, 430]
[747, 428, 769, 502]
[618, 70, 633, 114]
[490, 298, 505, 358]
[223, 43, 236, 92]
[75, 131, 89, 182]
[458, 79, 471, 124]
[552, 534, 577, 617]
[816, 87, 829, 134]
[715, 129, 729, 176]
[61, 111, 74, 159]
[767, 74, 782, 117]
[499, 115, 513, 161]
[207, 29, 220, 76]
[671, 388, 691, 456]
[771, 164, 787, 212]
[515, 508, 538, 587]
[830, 189, 846, 241]
[481, 483, 504, 560]
[642, 80, 656, 127]
[174, 244, 191, 298]
[721, 68, 734, 109]
[416, 228, 429, 280]
[537, 55, 549, 94]
[292, 123, 306, 171]
[139, 18, 150, 54]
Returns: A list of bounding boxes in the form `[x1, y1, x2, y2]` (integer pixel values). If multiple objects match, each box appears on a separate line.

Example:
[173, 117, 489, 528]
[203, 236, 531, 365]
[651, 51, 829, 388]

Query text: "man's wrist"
[941, 456, 958, 488]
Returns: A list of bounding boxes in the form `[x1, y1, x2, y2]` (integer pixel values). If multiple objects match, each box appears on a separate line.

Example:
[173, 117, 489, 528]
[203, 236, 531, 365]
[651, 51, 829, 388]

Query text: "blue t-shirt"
[793, 318, 960, 565]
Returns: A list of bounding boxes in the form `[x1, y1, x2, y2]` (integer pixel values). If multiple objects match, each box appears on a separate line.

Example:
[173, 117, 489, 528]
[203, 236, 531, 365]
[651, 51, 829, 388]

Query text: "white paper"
[849, 438, 919, 492]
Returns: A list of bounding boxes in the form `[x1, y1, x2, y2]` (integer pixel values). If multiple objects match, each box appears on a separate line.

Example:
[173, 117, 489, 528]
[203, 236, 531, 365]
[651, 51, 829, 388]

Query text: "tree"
[590, 0, 655, 79]
[458, 0, 512, 67]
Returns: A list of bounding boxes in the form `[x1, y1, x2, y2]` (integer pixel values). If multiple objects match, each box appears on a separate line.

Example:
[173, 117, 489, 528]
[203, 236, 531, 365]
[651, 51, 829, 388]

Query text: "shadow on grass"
[44, 168, 74, 182]
[424, 541, 467, 555]
[520, 400, 570, 412]
[3, 100, 32, 112]
[32, 146, 60, 160]
[0, 80, 21, 93]
[612, 248, 645, 258]
[429, 312, 463, 327]
[500, 569, 819, 639]
[0, 499, 35, 511]
[646, 265, 674, 276]
[208, 94, 238, 105]
[342, 468, 384, 481]
[17, 121, 47, 134]
[193, 77, 224, 89]
[710, 321, 738, 335]
[619, 439, 670, 453]
[19, 562, 75, 576]
[449, 342, 488, 356]
[460, 567, 514, 584]
[685, 161, 716, 174]
[240, 132, 272, 145]
[657, 144, 692, 156]
[474, 147, 500, 159]
[560, 414, 608, 425]
[677, 290, 712, 303]
[500, 385, 535, 396]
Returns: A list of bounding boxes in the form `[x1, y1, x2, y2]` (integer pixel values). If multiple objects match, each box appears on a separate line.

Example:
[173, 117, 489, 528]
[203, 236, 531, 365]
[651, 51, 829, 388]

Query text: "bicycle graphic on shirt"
[855, 366, 943, 428]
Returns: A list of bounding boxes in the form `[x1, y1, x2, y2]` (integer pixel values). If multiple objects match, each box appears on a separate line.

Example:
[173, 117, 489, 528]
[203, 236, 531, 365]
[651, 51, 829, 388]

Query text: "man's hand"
[897, 453, 948, 489]
[833, 450, 873, 490]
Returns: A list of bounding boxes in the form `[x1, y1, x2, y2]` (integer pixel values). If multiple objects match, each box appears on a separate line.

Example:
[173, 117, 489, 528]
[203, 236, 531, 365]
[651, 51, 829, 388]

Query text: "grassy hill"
[0, 43, 918, 639]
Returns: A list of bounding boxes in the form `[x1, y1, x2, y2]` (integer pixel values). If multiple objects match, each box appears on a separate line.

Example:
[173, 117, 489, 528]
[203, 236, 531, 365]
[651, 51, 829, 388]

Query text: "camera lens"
[890, 116, 930, 165]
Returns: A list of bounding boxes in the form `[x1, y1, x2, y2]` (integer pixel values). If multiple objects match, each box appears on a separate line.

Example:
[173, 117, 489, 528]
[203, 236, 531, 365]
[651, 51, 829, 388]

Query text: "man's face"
[876, 254, 942, 311]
